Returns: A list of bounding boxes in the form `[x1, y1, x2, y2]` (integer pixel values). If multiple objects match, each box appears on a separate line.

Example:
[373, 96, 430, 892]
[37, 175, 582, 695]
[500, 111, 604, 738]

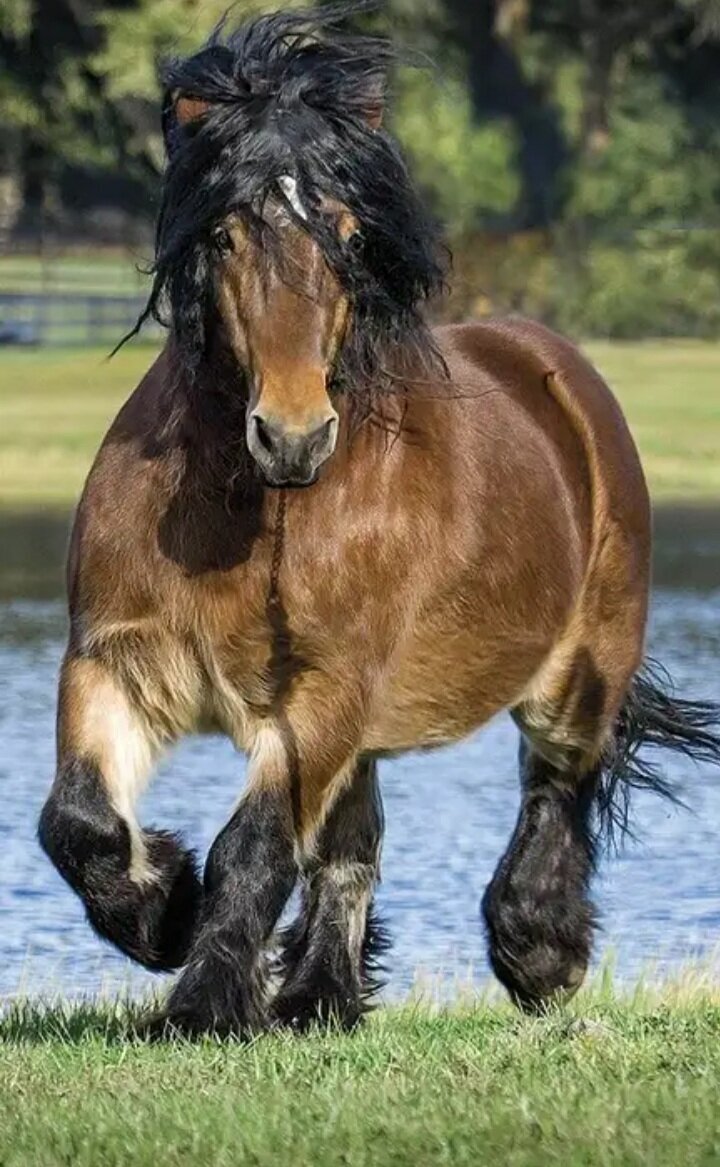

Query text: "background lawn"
[0, 344, 154, 509]
[1, 339, 718, 510]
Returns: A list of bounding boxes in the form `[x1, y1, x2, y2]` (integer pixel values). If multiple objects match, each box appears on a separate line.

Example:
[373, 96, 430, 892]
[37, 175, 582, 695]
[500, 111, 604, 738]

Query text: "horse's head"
[137, 9, 445, 488]
[201, 163, 369, 485]
[214, 183, 361, 486]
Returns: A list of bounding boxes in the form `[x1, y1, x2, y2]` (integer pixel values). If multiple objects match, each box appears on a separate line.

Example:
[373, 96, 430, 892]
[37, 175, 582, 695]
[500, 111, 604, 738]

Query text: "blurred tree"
[533, 1, 680, 154]
[441, 0, 569, 228]
[0, 0, 159, 232]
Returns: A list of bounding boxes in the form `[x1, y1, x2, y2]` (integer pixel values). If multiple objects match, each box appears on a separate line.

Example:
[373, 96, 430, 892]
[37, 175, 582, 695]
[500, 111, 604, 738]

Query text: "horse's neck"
[153, 347, 254, 495]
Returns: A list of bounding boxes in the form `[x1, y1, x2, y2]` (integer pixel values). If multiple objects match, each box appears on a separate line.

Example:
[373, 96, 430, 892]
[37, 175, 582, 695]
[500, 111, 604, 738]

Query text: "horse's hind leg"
[482, 737, 599, 1009]
[483, 478, 650, 1010]
[272, 758, 386, 1032]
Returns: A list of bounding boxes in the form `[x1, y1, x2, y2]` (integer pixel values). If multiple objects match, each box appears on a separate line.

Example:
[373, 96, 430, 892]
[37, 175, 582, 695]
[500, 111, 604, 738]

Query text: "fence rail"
[0, 292, 161, 347]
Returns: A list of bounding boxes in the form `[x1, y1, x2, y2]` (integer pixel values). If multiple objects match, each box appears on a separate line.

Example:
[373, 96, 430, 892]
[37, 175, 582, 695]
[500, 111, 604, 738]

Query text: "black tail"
[598, 659, 720, 845]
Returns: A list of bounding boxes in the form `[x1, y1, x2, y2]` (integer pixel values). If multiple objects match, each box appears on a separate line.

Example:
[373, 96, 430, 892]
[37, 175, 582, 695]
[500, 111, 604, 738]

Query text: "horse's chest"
[189, 585, 329, 743]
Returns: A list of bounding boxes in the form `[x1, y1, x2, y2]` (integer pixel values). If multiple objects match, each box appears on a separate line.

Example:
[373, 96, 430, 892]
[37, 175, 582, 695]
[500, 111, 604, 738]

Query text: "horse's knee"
[38, 758, 201, 971]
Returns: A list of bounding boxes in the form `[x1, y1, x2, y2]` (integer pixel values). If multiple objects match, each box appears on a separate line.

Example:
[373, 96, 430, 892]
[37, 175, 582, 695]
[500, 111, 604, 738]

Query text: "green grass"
[3, 979, 720, 1166]
[585, 341, 720, 502]
[0, 344, 154, 509]
[0, 340, 719, 508]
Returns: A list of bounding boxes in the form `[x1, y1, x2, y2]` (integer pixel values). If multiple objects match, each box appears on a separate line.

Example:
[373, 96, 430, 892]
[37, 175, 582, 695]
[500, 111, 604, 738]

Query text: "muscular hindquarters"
[365, 322, 630, 755]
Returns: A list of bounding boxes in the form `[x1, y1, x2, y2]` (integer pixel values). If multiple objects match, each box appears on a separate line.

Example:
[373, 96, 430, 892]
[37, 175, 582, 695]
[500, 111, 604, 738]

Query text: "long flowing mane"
[132, 3, 447, 405]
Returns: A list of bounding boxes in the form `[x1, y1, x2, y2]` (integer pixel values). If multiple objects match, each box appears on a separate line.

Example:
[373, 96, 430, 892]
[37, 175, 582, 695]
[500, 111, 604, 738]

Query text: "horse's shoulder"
[66, 351, 182, 598]
[83, 348, 180, 507]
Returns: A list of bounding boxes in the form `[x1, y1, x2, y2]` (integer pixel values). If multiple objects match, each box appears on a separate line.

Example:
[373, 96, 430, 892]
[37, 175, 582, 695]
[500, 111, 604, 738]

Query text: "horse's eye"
[346, 230, 365, 257]
[213, 227, 234, 255]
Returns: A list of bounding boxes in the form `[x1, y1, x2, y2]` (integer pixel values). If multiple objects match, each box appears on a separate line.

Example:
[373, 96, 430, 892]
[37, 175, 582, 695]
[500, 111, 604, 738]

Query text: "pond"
[1, 508, 719, 1002]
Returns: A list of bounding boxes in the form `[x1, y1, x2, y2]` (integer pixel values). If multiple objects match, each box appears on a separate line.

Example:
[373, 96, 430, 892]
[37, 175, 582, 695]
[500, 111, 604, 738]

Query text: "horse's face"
[154, 80, 443, 487]
[215, 186, 359, 487]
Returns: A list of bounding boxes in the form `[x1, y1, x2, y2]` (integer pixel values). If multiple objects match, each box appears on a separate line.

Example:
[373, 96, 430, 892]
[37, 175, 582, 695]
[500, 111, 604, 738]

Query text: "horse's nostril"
[253, 415, 275, 455]
[319, 416, 338, 450]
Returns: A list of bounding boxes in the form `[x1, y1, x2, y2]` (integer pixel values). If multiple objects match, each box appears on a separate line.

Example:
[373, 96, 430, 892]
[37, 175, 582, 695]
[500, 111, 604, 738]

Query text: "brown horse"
[39, 8, 720, 1036]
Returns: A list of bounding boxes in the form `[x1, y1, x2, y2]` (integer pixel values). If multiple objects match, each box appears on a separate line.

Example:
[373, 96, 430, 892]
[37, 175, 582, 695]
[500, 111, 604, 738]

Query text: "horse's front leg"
[273, 757, 386, 1032]
[39, 655, 202, 971]
[151, 778, 297, 1037]
[154, 695, 365, 1038]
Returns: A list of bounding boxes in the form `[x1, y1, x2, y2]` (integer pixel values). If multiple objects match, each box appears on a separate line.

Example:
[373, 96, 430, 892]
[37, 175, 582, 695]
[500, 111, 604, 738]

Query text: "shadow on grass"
[4, 966, 720, 1048]
[0, 998, 157, 1045]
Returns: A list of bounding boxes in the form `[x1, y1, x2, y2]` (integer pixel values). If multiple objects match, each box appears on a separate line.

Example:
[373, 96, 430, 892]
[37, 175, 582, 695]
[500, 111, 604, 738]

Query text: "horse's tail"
[597, 659, 720, 845]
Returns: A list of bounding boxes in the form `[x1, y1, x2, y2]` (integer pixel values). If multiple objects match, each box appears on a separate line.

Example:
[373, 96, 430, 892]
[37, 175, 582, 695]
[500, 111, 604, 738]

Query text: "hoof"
[483, 881, 593, 1013]
[133, 1007, 256, 1042]
[497, 955, 588, 1013]
[272, 984, 364, 1033]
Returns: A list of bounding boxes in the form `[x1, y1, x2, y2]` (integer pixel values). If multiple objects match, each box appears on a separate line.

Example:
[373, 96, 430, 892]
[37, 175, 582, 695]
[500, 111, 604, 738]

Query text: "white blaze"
[277, 174, 308, 221]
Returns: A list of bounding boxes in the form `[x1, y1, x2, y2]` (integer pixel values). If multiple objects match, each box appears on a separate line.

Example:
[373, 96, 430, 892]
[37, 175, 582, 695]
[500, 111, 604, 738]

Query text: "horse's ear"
[358, 75, 384, 130]
[162, 89, 212, 156]
[363, 100, 383, 130]
[173, 91, 211, 125]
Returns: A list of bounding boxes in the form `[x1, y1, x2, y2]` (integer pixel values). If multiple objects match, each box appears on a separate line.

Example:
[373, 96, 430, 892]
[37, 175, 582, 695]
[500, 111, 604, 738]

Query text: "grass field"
[2, 980, 720, 1167]
[1, 340, 719, 509]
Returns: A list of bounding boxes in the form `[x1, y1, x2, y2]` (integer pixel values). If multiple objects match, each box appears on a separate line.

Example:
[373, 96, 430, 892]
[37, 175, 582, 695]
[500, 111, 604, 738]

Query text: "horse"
[39, 7, 720, 1037]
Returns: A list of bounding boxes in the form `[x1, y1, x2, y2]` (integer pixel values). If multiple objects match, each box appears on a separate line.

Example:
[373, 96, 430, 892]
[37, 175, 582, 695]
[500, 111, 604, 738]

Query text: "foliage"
[394, 68, 519, 231]
[3, 0, 720, 334]
[570, 75, 719, 227]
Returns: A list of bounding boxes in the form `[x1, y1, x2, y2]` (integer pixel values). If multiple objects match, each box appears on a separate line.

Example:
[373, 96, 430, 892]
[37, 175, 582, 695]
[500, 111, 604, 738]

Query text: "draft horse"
[39, 8, 720, 1036]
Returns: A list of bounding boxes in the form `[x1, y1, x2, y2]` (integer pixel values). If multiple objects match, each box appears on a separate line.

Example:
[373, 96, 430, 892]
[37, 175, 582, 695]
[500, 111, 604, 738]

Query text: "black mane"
[132, 3, 447, 403]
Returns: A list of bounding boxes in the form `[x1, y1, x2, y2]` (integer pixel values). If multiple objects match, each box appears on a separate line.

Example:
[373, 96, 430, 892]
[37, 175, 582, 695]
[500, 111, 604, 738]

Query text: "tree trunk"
[442, 0, 570, 229]
[580, 34, 616, 154]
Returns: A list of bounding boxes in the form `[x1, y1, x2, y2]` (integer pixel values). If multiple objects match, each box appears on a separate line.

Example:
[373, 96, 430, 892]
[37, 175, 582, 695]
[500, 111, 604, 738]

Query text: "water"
[1, 510, 719, 1001]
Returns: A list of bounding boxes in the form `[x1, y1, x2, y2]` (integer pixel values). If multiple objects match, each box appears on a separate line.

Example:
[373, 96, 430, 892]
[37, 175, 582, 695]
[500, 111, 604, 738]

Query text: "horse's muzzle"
[246, 409, 338, 487]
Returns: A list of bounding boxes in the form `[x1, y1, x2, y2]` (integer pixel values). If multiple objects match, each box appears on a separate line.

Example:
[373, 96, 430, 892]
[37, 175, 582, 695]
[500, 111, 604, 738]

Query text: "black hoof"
[39, 764, 203, 972]
[492, 949, 589, 1013]
[133, 1007, 253, 1042]
[272, 977, 365, 1033]
[482, 881, 594, 1012]
[484, 915, 592, 1011]
[273, 906, 389, 1034]
[148, 952, 270, 1040]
